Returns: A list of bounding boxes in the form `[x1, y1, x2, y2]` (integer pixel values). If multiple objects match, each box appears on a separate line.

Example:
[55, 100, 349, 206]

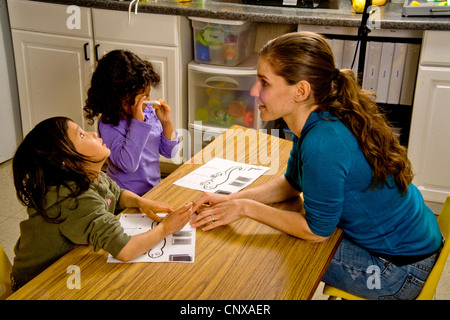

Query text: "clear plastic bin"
[189, 17, 256, 66]
[188, 59, 260, 131]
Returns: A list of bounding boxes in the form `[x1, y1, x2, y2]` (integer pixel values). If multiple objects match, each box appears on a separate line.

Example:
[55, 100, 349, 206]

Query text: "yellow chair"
[0, 245, 12, 300]
[323, 195, 450, 300]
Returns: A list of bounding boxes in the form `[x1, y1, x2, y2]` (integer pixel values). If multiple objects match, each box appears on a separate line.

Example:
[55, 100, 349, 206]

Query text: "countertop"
[31, 0, 450, 30]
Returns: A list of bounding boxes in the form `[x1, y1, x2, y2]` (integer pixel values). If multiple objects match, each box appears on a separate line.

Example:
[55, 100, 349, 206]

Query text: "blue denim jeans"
[322, 237, 440, 300]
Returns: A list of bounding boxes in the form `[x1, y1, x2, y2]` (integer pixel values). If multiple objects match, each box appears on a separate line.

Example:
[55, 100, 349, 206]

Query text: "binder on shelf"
[376, 42, 395, 104]
[329, 39, 344, 70]
[362, 41, 383, 93]
[387, 43, 408, 105]
[399, 43, 421, 106]
[342, 40, 359, 76]
[325, 38, 334, 60]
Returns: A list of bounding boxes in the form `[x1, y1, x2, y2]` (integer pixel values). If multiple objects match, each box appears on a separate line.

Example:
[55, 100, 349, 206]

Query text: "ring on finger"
[211, 215, 215, 222]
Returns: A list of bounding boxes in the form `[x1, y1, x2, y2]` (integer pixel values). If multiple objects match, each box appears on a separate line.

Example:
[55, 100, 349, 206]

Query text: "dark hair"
[84, 50, 161, 126]
[260, 32, 414, 194]
[13, 117, 94, 223]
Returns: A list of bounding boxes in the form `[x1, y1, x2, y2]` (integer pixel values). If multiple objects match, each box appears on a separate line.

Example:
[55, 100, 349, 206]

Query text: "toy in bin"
[223, 36, 238, 65]
[228, 100, 246, 118]
[190, 18, 256, 66]
[195, 25, 231, 65]
[197, 87, 232, 125]
[195, 34, 210, 62]
[211, 106, 236, 126]
[196, 87, 255, 128]
[228, 98, 254, 127]
[243, 110, 254, 127]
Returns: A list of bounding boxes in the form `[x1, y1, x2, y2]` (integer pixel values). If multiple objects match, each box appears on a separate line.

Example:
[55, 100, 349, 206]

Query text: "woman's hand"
[190, 192, 234, 230]
[190, 194, 249, 231]
[191, 192, 230, 213]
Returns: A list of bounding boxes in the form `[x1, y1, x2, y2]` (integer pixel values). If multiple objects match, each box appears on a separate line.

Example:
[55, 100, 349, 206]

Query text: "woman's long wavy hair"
[13, 117, 94, 223]
[84, 50, 161, 126]
[260, 32, 414, 195]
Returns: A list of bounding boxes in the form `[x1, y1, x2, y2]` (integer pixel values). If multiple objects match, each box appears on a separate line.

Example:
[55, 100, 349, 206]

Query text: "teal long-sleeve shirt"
[284, 111, 441, 257]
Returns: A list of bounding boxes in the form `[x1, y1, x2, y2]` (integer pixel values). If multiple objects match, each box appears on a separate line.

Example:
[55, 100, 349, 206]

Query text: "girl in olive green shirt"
[11, 117, 193, 290]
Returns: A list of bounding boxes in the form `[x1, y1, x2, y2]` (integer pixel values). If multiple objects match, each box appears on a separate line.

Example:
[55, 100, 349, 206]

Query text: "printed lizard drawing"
[200, 166, 243, 190]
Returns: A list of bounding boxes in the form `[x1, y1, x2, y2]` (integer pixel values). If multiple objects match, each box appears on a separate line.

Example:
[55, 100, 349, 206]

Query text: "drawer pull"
[83, 42, 90, 61]
[95, 44, 100, 61]
[205, 76, 239, 88]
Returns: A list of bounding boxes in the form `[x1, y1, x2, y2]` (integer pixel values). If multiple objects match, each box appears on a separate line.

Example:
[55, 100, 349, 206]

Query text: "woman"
[190, 32, 442, 300]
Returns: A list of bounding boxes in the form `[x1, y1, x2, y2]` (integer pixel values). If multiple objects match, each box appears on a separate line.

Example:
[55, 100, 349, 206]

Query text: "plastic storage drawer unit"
[188, 59, 260, 131]
[189, 17, 256, 66]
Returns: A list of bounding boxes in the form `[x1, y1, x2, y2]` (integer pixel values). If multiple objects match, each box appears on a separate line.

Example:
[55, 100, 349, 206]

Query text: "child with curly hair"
[84, 50, 179, 196]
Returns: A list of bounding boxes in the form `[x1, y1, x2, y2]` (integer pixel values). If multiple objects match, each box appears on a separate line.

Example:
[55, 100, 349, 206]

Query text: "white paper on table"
[107, 213, 196, 263]
[173, 158, 270, 194]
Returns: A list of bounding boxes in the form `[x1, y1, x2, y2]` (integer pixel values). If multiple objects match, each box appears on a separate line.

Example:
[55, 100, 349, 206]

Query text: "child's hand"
[160, 202, 194, 236]
[131, 95, 147, 122]
[154, 99, 172, 124]
[140, 199, 174, 222]
[154, 99, 176, 141]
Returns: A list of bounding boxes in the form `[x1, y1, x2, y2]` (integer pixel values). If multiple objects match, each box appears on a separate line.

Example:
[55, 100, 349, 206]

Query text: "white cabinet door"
[420, 31, 450, 67]
[92, 9, 179, 47]
[11, 29, 95, 135]
[408, 66, 450, 203]
[95, 41, 180, 130]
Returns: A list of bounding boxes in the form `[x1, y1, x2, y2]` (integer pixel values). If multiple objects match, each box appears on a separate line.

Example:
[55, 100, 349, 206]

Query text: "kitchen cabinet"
[91, 8, 192, 138]
[408, 31, 450, 203]
[92, 9, 192, 164]
[8, 0, 95, 135]
[95, 40, 177, 114]
[7, 1, 192, 166]
[0, 0, 21, 163]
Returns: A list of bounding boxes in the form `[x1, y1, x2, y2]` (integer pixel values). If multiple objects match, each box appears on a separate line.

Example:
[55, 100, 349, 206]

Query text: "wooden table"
[8, 125, 342, 300]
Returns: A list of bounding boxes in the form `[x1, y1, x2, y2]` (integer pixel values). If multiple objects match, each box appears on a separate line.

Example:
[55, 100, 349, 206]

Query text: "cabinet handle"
[95, 44, 100, 62]
[83, 43, 90, 61]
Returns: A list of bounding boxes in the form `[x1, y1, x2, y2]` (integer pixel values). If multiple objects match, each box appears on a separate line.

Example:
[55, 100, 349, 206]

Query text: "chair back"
[416, 195, 450, 300]
[0, 245, 12, 299]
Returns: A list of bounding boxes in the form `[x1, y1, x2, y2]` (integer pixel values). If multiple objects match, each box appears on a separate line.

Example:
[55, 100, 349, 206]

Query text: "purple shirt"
[98, 106, 179, 196]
